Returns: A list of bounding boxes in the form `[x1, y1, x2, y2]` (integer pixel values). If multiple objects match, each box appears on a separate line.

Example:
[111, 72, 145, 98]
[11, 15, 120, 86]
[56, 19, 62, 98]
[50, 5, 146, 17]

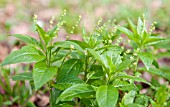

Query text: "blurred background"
[0, 0, 170, 106]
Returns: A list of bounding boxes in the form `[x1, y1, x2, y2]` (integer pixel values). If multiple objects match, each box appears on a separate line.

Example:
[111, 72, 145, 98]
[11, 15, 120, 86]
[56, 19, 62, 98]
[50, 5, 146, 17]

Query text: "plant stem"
[134, 47, 142, 72]
[45, 42, 53, 106]
[134, 56, 139, 71]
[84, 55, 88, 81]
[58, 50, 72, 69]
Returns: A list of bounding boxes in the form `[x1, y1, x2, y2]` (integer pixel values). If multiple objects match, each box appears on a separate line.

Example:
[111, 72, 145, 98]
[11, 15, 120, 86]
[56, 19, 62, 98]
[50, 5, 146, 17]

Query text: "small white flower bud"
[130, 56, 134, 60]
[133, 52, 137, 56]
[70, 45, 74, 50]
[108, 40, 112, 43]
[126, 49, 131, 53]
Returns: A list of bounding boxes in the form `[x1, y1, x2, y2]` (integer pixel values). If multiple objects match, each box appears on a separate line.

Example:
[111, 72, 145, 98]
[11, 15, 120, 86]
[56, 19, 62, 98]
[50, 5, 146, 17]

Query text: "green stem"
[134, 56, 139, 71]
[45, 43, 53, 106]
[84, 56, 88, 81]
[134, 46, 142, 72]
[59, 50, 72, 69]
[48, 82, 53, 107]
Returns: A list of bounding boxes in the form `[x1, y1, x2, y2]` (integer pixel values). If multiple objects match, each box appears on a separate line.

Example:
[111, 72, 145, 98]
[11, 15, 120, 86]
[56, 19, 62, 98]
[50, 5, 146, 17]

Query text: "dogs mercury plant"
[1, 12, 170, 107]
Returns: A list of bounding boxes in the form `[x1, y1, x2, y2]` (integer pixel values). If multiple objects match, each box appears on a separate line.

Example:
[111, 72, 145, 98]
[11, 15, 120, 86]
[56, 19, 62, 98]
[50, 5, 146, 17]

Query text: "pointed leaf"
[33, 62, 58, 90]
[147, 68, 170, 81]
[57, 59, 83, 82]
[155, 85, 167, 104]
[96, 85, 119, 107]
[13, 34, 39, 46]
[87, 48, 106, 70]
[117, 26, 133, 39]
[137, 17, 143, 35]
[115, 59, 133, 72]
[36, 24, 46, 39]
[138, 52, 153, 70]
[53, 75, 83, 90]
[127, 18, 137, 34]
[144, 37, 165, 46]
[47, 24, 58, 37]
[122, 90, 136, 105]
[54, 41, 84, 52]
[114, 75, 151, 86]
[2, 46, 45, 66]
[36, 24, 50, 45]
[56, 84, 95, 103]
[156, 52, 170, 59]
[68, 40, 89, 49]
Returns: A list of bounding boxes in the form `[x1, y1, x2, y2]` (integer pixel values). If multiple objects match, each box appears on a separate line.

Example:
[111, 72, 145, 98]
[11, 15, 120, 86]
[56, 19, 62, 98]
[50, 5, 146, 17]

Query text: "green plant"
[0, 67, 35, 107]
[1, 12, 170, 107]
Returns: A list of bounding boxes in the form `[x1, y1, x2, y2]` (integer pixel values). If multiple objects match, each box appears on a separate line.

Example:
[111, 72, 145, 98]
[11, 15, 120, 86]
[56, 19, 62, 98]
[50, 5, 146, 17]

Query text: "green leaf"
[147, 68, 170, 81]
[52, 50, 68, 62]
[151, 78, 160, 87]
[36, 24, 50, 45]
[155, 85, 168, 104]
[156, 52, 170, 59]
[81, 98, 96, 107]
[113, 80, 139, 91]
[50, 88, 63, 107]
[135, 94, 149, 106]
[87, 48, 103, 64]
[117, 26, 133, 39]
[12, 72, 32, 81]
[88, 65, 104, 79]
[87, 48, 107, 71]
[33, 62, 58, 90]
[138, 52, 154, 70]
[96, 85, 119, 107]
[47, 24, 58, 37]
[152, 60, 159, 68]
[36, 24, 46, 39]
[13, 34, 39, 46]
[56, 84, 95, 103]
[127, 104, 143, 107]
[53, 75, 84, 90]
[137, 17, 143, 35]
[115, 75, 151, 86]
[150, 99, 157, 107]
[68, 40, 89, 49]
[122, 90, 136, 105]
[144, 37, 165, 46]
[127, 18, 137, 34]
[115, 59, 133, 72]
[70, 50, 85, 59]
[54, 41, 84, 52]
[3, 101, 13, 105]
[2, 46, 45, 66]
[118, 84, 139, 91]
[57, 103, 74, 107]
[56, 59, 83, 82]
[153, 38, 170, 50]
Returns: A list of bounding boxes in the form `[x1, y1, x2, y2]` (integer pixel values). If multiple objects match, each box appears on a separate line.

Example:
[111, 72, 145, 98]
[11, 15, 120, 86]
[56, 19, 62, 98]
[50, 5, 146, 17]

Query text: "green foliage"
[33, 62, 58, 90]
[138, 52, 154, 70]
[2, 46, 45, 66]
[96, 85, 119, 107]
[56, 84, 95, 103]
[2, 15, 170, 107]
[0, 67, 35, 106]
